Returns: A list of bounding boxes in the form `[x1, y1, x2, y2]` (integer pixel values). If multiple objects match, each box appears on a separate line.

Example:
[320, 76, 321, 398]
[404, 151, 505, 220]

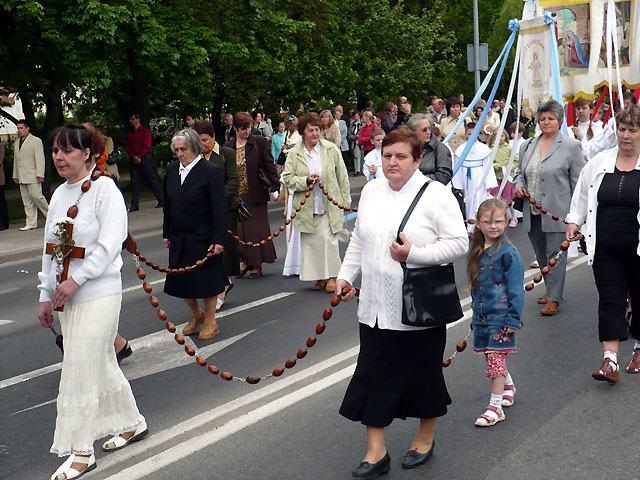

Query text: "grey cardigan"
[513, 133, 585, 233]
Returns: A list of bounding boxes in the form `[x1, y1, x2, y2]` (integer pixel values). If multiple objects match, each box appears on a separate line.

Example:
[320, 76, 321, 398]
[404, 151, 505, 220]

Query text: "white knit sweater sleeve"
[406, 183, 468, 265]
[37, 201, 56, 303]
[338, 185, 368, 284]
[72, 180, 128, 286]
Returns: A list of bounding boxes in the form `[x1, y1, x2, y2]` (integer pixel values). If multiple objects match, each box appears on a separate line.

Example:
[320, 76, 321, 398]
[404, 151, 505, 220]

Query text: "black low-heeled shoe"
[238, 265, 250, 278]
[352, 452, 390, 478]
[401, 441, 434, 469]
[116, 341, 133, 364]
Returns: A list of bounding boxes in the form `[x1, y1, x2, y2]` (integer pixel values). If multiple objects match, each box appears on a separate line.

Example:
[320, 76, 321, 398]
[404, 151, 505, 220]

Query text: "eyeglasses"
[421, 127, 431, 132]
[480, 220, 506, 226]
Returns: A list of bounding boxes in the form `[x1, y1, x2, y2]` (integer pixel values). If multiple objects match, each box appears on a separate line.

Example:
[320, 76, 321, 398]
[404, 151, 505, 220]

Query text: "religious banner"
[536, 0, 640, 99]
[519, 16, 554, 118]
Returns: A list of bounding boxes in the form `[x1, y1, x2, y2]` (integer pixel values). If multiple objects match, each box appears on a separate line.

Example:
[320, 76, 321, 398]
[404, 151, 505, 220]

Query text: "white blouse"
[338, 169, 468, 331]
[38, 174, 128, 304]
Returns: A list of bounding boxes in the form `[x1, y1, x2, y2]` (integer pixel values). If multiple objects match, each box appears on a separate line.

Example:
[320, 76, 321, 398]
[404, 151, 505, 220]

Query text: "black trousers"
[129, 154, 163, 208]
[0, 185, 8, 229]
[592, 240, 640, 342]
[341, 149, 354, 173]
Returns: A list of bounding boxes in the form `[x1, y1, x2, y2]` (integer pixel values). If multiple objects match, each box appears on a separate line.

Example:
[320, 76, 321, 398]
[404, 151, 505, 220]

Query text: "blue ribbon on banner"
[450, 20, 519, 177]
[544, 11, 570, 136]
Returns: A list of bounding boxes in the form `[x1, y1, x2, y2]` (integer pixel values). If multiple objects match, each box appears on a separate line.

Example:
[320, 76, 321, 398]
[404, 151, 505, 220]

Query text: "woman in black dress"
[566, 105, 640, 382]
[163, 128, 228, 340]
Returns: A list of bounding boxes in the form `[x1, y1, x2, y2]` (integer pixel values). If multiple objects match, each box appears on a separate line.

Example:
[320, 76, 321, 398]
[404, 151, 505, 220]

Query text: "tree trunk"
[127, 48, 150, 126]
[41, 83, 65, 201]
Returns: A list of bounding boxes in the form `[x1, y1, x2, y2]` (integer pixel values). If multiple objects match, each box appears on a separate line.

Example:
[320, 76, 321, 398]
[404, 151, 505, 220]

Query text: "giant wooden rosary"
[125, 179, 577, 382]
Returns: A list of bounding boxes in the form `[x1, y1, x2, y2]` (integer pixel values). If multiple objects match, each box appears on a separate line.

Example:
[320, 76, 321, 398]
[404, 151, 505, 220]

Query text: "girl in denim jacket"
[467, 199, 524, 427]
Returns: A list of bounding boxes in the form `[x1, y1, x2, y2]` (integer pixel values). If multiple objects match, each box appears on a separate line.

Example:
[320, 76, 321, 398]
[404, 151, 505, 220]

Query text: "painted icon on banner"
[599, 0, 632, 66]
[547, 3, 590, 74]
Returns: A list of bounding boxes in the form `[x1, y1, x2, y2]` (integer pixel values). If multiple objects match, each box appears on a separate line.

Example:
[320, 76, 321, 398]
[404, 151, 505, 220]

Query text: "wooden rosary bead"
[151, 264, 160, 271]
[207, 251, 214, 258]
[267, 235, 273, 241]
[174, 334, 185, 345]
[279, 226, 286, 232]
[208, 365, 220, 375]
[548, 257, 558, 267]
[296, 348, 307, 359]
[559, 240, 570, 251]
[185, 346, 196, 356]
[290, 212, 297, 219]
[285, 359, 297, 369]
[157, 309, 167, 320]
[66, 205, 79, 219]
[528, 196, 536, 204]
[534, 202, 542, 210]
[246, 375, 260, 385]
[551, 213, 560, 221]
[524, 283, 535, 291]
[285, 219, 291, 225]
[322, 189, 328, 196]
[351, 207, 358, 213]
[134, 249, 141, 256]
[196, 259, 203, 267]
[273, 231, 280, 237]
[184, 266, 191, 272]
[442, 358, 452, 367]
[326, 194, 333, 202]
[541, 266, 551, 275]
[304, 191, 311, 198]
[295, 206, 301, 212]
[322, 309, 332, 321]
[299, 199, 306, 205]
[306, 337, 317, 348]
[260, 240, 267, 246]
[220, 371, 234, 381]
[196, 356, 207, 367]
[272, 367, 284, 377]
[315, 323, 326, 334]
[540, 208, 548, 214]
[533, 274, 543, 283]
[456, 340, 467, 352]
[332, 200, 339, 206]
[91, 170, 102, 181]
[178, 267, 186, 273]
[136, 268, 146, 280]
[318, 182, 325, 189]
[165, 322, 176, 333]
[139, 255, 147, 263]
[149, 295, 159, 307]
[81, 180, 92, 192]
[330, 295, 341, 307]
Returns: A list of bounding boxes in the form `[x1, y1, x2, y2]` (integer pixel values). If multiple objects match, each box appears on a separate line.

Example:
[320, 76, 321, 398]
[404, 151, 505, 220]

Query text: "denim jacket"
[471, 241, 524, 329]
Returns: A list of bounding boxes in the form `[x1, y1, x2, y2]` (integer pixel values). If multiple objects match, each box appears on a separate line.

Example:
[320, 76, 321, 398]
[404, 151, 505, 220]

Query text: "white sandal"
[474, 405, 505, 427]
[51, 453, 96, 480]
[102, 422, 149, 452]
[501, 384, 516, 407]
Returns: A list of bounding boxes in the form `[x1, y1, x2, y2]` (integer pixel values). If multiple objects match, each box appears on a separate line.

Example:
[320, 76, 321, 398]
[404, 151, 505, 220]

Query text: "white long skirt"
[300, 214, 342, 281]
[282, 190, 302, 276]
[51, 293, 145, 456]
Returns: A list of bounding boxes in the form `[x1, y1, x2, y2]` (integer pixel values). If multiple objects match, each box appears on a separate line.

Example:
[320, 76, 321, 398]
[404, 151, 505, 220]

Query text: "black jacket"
[419, 136, 453, 185]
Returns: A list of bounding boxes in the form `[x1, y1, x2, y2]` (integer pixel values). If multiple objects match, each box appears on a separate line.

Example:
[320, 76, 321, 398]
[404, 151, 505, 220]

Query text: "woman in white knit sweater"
[336, 127, 468, 477]
[38, 125, 146, 480]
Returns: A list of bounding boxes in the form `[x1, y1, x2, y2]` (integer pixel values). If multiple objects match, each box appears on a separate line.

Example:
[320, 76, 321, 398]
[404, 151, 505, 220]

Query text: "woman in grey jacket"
[514, 100, 586, 316]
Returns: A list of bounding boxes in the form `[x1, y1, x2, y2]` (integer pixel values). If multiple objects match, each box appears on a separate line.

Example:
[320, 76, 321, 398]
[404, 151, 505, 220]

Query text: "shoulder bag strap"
[396, 180, 431, 241]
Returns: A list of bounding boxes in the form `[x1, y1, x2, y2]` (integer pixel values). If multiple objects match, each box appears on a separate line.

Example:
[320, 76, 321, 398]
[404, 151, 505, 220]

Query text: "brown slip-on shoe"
[592, 357, 620, 383]
[182, 311, 205, 336]
[626, 349, 640, 374]
[198, 322, 220, 340]
[537, 294, 548, 305]
[325, 278, 337, 293]
[312, 280, 327, 291]
[541, 301, 559, 316]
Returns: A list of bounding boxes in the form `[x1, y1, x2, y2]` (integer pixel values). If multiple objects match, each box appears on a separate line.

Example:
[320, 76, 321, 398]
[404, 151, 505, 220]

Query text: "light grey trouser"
[527, 214, 568, 303]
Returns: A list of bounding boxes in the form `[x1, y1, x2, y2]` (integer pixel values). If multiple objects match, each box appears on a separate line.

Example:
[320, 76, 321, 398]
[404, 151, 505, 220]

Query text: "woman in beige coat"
[282, 112, 351, 292]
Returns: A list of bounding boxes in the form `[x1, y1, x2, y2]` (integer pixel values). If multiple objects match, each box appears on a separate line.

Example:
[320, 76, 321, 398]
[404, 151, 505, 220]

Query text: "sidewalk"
[0, 175, 367, 263]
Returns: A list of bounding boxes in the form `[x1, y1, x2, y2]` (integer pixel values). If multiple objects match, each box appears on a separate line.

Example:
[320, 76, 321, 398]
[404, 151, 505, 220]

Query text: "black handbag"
[257, 167, 274, 192]
[107, 148, 123, 166]
[398, 181, 464, 328]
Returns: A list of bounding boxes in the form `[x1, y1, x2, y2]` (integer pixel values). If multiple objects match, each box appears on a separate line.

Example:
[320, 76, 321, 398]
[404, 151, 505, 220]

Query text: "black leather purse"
[398, 181, 464, 328]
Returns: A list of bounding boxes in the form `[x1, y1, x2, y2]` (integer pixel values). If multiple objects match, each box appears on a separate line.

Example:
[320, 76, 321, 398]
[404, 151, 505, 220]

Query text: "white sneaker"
[19, 226, 36, 231]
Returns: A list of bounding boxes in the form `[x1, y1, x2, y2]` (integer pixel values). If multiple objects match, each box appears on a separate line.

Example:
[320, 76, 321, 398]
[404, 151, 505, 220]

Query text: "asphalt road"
[0, 208, 638, 480]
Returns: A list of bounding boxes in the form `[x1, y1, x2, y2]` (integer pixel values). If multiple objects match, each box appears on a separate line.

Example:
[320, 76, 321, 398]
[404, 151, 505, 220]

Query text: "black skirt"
[164, 235, 228, 299]
[340, 323, 451, 428]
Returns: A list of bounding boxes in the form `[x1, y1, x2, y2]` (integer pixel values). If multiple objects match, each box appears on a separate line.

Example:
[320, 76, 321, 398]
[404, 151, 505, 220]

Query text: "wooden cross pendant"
[45, 223, 86, 312]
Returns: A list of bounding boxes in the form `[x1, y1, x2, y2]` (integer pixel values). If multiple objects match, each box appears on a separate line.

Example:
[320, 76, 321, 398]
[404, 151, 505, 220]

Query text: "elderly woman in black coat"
[163, 128, 228, 340]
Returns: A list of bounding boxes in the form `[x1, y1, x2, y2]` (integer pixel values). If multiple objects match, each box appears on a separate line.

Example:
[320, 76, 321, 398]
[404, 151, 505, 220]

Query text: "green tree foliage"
[0, 0, 520, 138]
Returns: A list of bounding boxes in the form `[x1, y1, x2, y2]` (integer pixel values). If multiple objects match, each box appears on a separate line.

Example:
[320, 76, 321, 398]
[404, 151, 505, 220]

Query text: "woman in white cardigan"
[336, 128, 468, 477]
[566, 106, 640, 383]
[38, 125, 146, 479]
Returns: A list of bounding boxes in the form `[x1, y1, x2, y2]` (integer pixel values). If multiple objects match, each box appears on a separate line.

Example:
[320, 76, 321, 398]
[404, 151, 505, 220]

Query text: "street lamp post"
[473, 0, 481, 92]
